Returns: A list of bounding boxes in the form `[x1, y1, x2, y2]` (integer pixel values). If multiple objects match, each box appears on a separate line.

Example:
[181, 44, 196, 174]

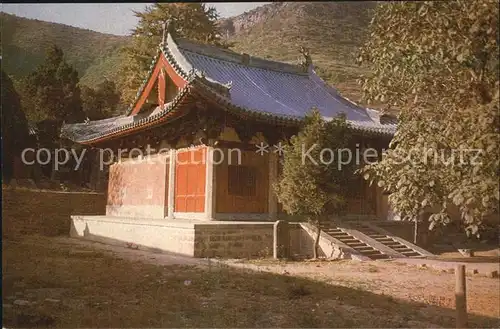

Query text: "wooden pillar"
[204, 146, 216, 220]
[167, 148, 176, 219]
[268, 152, 278, 220]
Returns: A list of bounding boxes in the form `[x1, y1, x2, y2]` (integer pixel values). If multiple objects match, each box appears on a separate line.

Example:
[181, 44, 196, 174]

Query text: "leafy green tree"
[358, 1, 499, 237]
[119, 3, 222, 104]
[22, 45, 84, 123]
[274, 109, 354, 258]
[81, 79, 122, 120]
[1, 69, 31, 183]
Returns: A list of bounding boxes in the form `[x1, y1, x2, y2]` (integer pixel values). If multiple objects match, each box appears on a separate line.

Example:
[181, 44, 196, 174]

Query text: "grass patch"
[3, 235, 499, 328]
[367, 265, 380, 273]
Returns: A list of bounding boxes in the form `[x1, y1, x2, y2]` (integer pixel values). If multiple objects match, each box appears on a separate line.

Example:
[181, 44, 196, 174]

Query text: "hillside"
[0, 13, 129, 86]
[2, 3, 377, 104]
[219, 2, 376, 102]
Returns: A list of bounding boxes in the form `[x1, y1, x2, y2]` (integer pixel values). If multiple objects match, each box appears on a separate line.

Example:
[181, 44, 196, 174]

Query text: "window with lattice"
[228, 165, 257, 197]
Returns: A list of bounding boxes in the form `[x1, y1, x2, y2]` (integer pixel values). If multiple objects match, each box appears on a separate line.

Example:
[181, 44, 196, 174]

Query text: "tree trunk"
[50, 158, 57, 181]
[313, 219, 321, 259]
[413, 217, 418, 245]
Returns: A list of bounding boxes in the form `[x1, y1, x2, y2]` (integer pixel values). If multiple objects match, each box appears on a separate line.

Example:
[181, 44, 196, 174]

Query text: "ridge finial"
[298, 46, 312, 72]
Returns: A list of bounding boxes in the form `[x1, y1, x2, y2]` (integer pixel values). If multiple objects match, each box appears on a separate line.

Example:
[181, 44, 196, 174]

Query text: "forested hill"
[1, 12, 129, 86]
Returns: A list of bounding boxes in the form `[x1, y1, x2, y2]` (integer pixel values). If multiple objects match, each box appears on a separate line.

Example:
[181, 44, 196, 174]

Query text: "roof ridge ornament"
[298, 46, 312, 73]
[187, 68, 197, 80]
[161, 20, 168, 46]
[241, 53, 250, 65]
[161, 19, 177, 45]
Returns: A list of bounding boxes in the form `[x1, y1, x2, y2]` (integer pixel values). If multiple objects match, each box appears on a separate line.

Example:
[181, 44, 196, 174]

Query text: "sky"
[1, 3, 269, 36]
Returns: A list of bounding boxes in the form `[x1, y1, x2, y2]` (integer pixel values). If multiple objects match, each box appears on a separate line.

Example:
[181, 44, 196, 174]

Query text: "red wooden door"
[175, 148, 206, 213]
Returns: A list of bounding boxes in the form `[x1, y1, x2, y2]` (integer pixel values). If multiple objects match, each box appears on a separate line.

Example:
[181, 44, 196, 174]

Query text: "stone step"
[375, 238, 394, 243]
[370, 254, 390, 260]
[327, 231, 347, 235]
[330, 236, 353, 240]
[396, 250, 415, 255]
[359, 249, 382, 255]
[345, 240, 366, 244]
[345, 242, 366, 247]
[342, 242, 365, 247]
[390, 245, 411, 249]
[401, 251, 421, 256]
[375, 238, 397, 242]
[332, 235, 355, 239]
[390, 246, 412, 251]
[328, 235, 350, 239]
[341, 242, 364, 246]
[338, 238, 360, 243]
[383, 242, 403, 247]
[355, 246, 377, 252]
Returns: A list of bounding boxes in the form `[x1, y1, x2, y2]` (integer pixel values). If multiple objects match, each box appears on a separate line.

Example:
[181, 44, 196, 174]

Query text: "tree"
[274, 109, 354, 258]
[119, 3, 222, 104]
[1, 69, 31, 183]
[357, 1, 499, 238]
[22, 45, 84, 124]
[81, 79, 122, 120]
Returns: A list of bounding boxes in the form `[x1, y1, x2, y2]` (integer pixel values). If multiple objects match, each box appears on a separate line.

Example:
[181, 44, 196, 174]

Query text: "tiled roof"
[61, 84, 194, 143]
[166, 35, 396, 136]
[62, 33, 396, 144]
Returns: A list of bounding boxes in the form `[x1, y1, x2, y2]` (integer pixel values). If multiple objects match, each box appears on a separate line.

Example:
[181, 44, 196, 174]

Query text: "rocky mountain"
[218, 2, 377, 102]
[2, 2, 376, 103]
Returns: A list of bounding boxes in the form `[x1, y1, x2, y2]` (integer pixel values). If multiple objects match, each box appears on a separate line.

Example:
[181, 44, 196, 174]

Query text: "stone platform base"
[70, 216, 317, 258]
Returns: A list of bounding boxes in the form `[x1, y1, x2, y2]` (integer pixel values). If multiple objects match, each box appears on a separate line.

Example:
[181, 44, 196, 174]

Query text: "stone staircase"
[321, 222, 390, 260]
[347, 221, 426, 258]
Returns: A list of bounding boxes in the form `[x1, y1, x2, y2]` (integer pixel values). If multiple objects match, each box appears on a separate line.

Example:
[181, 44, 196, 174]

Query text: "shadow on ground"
[2, 235, 499, 328]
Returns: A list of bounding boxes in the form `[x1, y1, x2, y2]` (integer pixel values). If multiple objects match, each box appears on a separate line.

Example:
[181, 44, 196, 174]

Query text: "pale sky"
[1, 3, 270, 36]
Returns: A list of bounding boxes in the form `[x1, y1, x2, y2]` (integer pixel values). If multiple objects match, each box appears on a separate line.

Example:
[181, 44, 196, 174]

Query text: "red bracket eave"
[129, 52, 188, 116]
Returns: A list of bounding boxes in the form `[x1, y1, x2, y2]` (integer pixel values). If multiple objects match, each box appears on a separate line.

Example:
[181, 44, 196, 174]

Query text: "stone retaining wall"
[70, 216, 196, 255]
[193, 223, 318, 258]
[69, 216, 319, 259]
[194, 223, 274, 258]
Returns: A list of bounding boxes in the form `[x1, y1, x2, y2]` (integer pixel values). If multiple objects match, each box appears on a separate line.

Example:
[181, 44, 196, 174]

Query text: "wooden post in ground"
[455, 264, 468, 328]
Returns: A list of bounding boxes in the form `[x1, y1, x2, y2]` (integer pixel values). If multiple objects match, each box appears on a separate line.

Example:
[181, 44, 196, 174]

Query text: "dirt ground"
[2, 234, 499, 328]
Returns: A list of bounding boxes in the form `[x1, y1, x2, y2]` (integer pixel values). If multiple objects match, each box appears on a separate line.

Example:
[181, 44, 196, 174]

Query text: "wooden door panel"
[175, 148, 206, 213]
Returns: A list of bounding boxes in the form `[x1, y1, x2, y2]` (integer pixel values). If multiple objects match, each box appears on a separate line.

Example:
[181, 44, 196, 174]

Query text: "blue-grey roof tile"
[170, 36, 396, 135]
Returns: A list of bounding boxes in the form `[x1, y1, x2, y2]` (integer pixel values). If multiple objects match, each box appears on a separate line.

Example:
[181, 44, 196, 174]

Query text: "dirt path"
[224, 258, 500, 321]
[3, 235, 499, 328]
